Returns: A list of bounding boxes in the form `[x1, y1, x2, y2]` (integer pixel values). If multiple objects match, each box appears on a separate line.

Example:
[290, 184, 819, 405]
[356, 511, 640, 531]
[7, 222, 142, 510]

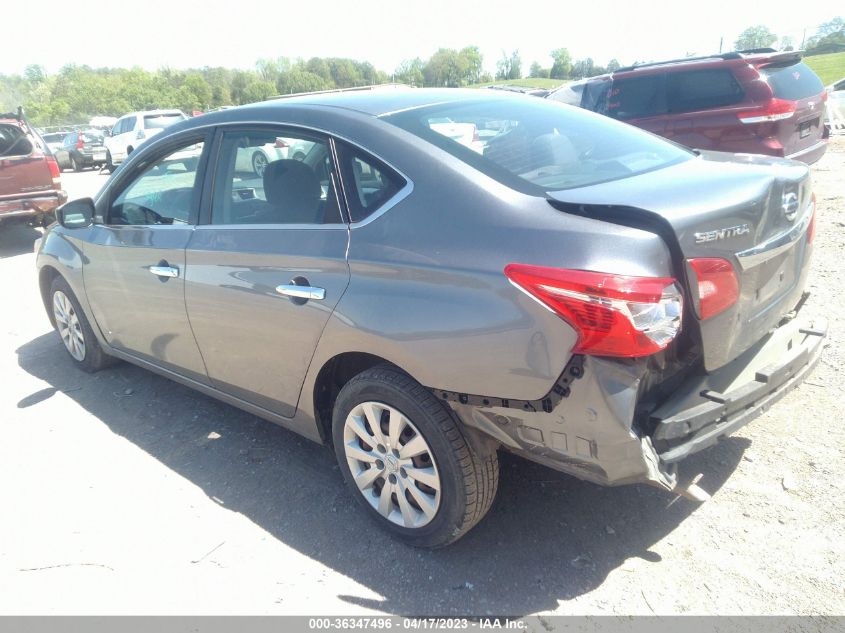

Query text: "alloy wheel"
[343, 401, 441, 528]
[252, 152, 268, 177]
[52, 290, 86, 361]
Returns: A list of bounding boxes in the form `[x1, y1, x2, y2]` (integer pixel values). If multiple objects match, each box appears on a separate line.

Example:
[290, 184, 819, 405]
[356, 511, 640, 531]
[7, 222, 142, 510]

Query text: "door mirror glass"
[57, 198, 95, 228]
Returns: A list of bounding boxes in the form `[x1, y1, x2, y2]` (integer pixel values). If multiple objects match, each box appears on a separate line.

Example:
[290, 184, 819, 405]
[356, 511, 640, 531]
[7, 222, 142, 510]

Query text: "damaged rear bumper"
[651, 316, 827, 463]
[444, 313, 826, 491]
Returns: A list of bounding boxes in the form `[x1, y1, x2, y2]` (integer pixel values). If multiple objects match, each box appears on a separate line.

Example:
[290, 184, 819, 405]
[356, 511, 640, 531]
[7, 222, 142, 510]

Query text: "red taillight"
[504, 264, 683, 358]
[737, 98, 796, 124]
[46, 156, 60, 179]
[275, 138, 289, 149]
[687, 258, 739, 320]
[75, 136, 84, 150]
[807, 193, 817, 244]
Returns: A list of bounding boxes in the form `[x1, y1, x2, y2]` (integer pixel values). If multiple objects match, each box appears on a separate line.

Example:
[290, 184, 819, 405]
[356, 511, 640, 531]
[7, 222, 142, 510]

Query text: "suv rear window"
[761, 62, 824, 100]
[143, 113, 185, 130]
[0, 123, 31, 157]
[667, 69, 744, 113]
[385, 97, 691, 193]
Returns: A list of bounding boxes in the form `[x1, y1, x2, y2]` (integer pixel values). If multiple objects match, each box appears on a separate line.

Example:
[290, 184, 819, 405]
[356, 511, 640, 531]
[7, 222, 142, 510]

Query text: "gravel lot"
[1, 142, 843, 616]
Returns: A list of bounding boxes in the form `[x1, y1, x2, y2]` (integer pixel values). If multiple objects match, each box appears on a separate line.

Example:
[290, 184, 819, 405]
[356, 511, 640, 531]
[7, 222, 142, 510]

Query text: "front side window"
[211, 130, 342, 225]
[385, 96, 691, 193]
[107, 139, 205, 225]
[667, 69, 744, 113]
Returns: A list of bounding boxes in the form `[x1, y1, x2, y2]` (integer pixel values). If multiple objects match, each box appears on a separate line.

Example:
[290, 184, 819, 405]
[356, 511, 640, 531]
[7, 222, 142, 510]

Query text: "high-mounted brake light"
[504, 264, 683, 358]
[737, 98, 796, 124]
[687, 258, 739, 320]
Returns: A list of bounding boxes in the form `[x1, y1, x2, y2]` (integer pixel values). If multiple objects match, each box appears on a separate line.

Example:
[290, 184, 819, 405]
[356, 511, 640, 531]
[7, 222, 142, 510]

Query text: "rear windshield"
[82, 130, 104, 142]
[761, 62, 824, 100]
[0, 123, 31, 157]
[384, 96, 692, 193]
[143, 113, 185, 130]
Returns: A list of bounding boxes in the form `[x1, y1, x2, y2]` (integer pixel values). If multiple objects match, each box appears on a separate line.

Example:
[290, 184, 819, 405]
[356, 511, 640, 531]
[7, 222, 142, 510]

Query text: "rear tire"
[332, 365, 498, 548]
[49, 277, 114, 373]
[71, 156, 82, 172]
[105, 151, 116, 173]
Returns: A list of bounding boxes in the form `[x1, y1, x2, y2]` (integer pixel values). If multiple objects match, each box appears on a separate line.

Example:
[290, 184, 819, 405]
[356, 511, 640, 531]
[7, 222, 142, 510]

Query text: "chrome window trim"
[126, 118, 415, 230]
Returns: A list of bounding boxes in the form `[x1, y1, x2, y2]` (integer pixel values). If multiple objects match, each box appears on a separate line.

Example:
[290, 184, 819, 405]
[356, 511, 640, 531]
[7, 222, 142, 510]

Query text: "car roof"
[232, 88, 528, 118]
[122, 109, 185, 118]
[612, 50, 803, 77]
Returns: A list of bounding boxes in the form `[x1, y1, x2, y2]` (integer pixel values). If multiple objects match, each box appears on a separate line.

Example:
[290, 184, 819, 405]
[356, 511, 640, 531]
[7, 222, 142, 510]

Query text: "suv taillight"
[76, 136, 84, 150]
[737, 98, 796, 124]
[46, 156, 61, 185]
[504, 264, 683, 357]
[687, 258, 739, 320]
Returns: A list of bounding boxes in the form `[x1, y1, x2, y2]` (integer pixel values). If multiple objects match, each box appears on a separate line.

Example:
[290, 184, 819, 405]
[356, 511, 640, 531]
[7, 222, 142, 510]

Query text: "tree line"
[1, 15, 840, 128]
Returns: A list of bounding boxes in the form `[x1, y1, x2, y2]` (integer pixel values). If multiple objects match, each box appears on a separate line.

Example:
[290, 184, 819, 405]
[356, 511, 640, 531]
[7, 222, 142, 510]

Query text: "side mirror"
[56, 198, 96, 229]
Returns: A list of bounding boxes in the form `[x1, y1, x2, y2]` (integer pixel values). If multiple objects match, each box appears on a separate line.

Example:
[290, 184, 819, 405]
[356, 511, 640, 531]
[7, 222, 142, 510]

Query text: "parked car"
[1, 109, 66, 227]
[556, 50, 829, 164]
[235, 137, 317, 176]
[104, 109, 187, 171]
[546, 79, 591, 106]
[38, 90, 824, 547]
[54, 130, 108, 172]
[41, 131, 69, 155]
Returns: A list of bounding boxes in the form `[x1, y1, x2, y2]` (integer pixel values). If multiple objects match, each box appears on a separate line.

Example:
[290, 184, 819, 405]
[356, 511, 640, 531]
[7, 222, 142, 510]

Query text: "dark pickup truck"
[1, 109, 66, 227]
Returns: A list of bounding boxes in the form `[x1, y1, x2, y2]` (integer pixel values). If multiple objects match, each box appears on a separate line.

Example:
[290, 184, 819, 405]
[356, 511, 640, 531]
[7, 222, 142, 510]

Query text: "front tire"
[50, 277, 113, 372]
[332, 365, 498, 548]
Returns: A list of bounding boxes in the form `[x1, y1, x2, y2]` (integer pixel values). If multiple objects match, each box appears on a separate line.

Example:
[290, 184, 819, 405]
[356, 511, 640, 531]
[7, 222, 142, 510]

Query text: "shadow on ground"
[16, 332, 747, 615]
[0, 224, 41, 259]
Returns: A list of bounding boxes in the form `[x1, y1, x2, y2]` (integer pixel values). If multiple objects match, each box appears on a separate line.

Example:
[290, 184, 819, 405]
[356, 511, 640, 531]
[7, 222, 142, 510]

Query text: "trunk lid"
[548, 152, 814, 370]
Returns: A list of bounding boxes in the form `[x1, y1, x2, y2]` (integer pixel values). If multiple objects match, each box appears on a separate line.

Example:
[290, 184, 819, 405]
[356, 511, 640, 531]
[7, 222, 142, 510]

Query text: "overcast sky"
[3, 0, 841, 76]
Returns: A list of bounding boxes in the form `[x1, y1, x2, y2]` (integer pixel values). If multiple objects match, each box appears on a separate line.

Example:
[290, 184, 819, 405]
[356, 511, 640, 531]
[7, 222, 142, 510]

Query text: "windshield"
[384, 96, 692, 193]
[143, 113, 186, 130]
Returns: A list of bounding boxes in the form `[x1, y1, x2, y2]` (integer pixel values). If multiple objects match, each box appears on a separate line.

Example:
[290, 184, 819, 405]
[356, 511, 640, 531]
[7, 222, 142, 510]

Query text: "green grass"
[804, 51, 845, 86]
[468, 78, 568, 89]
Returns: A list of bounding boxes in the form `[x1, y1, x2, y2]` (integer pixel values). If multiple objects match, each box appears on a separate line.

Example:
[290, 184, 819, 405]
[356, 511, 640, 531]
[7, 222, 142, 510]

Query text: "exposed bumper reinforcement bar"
[652, 317, 827, 464]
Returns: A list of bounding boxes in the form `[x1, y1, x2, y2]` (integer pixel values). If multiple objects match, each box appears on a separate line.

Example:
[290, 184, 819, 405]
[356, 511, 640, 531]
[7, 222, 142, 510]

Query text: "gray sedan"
[37, 89, 825, 547]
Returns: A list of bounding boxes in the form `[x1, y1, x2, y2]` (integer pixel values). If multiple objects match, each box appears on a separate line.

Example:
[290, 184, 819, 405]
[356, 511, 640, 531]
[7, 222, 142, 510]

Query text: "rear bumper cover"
[445, 311, 826, 490]
[651, 315, 826, 463]
[0, 191, 66, 221]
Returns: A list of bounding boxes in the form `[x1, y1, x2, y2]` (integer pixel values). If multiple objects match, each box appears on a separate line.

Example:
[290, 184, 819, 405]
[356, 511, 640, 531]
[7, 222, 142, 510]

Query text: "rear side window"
[336, 143, 405, 223]
[143, 113, 185, 130]
[606, 74, 667, 120]
[761, 62, 824, 100]
[667, 69, 744, 113]
[0, 123, 32, 157]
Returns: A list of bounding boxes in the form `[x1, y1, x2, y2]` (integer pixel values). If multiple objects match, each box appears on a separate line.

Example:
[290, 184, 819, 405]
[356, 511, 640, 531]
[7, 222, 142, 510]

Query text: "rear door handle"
[149, 265, 179, 278]
[276, 284, 325, 300]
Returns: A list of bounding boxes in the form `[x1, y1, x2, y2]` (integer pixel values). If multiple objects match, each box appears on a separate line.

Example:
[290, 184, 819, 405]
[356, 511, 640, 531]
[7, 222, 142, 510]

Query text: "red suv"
[552, 50, 829, 164]
[1, 108, 66, 228]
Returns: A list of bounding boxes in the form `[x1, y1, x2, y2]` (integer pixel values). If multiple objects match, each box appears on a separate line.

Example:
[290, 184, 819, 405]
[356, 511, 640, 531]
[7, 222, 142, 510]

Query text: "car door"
[83, 132, 211, 383]
[184, 126, 350, 417]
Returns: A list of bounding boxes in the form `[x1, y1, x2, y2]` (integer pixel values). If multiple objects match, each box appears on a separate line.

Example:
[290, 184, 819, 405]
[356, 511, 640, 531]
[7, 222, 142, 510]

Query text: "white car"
[234, 137, 316, 176]
[104, 110, 187, 171]
[826, 77, 845, 134]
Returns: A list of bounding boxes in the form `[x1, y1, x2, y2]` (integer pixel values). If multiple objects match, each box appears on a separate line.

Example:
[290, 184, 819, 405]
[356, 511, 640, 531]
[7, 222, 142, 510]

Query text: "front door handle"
[276, 284, 325, 301]
[149, 265, 179, 278]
